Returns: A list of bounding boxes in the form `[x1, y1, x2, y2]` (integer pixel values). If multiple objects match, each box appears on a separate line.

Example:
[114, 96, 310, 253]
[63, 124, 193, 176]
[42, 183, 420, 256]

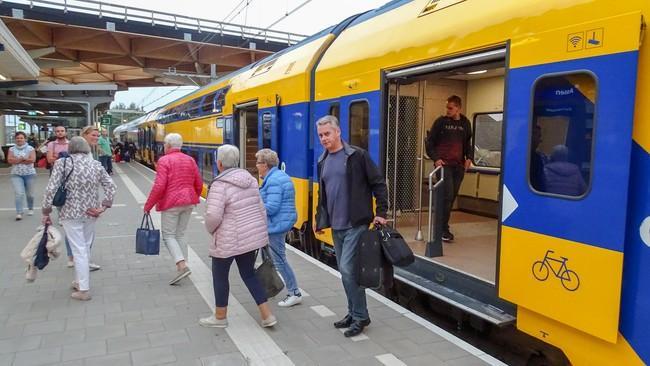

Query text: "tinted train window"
[349, 101, 369, 150]
[473, 112, 503, 168]
[202, 151, 214, 182]
[329, 103, 340, 120]
[529, 73, 596, 197]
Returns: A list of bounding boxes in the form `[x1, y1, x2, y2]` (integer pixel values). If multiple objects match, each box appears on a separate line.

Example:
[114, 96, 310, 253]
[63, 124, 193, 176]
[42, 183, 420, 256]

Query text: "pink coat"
[205, 168, 268, 258]
[144, 149, 203, 212]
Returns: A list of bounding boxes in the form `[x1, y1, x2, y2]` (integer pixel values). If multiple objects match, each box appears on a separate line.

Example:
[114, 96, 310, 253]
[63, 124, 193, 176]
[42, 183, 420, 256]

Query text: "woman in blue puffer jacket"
[256, 149, 301, 307]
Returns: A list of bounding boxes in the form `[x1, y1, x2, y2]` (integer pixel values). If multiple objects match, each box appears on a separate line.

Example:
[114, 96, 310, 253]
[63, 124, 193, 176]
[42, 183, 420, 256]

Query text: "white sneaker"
[199, 314, 228, 328]
[15, 214, 22, 221]
[278, 294, 302, 307]
[27, 210, 34, 216]
[67, 260, 74, 268]
[89, 263, 101, 271]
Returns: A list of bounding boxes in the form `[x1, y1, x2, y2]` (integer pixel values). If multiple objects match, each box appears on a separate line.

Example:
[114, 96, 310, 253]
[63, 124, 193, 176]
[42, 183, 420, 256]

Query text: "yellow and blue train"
[114, 1, 650, 364]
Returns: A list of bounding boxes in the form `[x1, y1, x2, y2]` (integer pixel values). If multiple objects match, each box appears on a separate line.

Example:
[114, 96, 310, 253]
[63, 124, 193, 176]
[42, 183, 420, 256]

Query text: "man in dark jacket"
[425, 95, 473, 242]
[314, 115, 388, 338]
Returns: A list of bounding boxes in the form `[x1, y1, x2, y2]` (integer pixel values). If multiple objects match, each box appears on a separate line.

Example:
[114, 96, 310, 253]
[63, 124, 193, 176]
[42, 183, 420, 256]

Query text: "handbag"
[33, 224, 51, 270]
[52, 157, 74, 207]
[254, 246, 285, 298]
[135, 213, 160, 255]
[378, 226, 415, 267]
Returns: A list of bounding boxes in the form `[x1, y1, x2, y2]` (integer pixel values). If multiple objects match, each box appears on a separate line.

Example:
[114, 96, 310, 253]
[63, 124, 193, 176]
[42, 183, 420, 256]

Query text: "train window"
[329, 103, 340, 120]
[349, 101, 369, 150]
[202, 151, 214, 182]
[201, 93, 216, 113]
[529, 72, 596, 197]
[473, 112, 503, 168]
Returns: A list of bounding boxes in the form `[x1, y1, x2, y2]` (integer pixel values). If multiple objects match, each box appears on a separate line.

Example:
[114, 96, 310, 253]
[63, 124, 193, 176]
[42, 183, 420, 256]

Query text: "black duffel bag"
[378, 226, 414, 267]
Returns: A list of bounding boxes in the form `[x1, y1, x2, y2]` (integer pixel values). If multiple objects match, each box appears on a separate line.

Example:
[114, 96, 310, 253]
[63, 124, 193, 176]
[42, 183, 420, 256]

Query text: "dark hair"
[447, 95, 462, 107]
[15, 131, 27, 139]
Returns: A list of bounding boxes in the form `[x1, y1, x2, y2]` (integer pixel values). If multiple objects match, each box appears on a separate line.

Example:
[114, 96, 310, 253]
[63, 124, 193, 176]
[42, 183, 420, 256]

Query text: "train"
[113, 1, 650, 364]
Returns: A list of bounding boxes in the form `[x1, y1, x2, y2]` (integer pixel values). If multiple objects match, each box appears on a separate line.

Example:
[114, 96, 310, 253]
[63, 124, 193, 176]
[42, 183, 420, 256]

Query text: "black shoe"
[442, 231, 454, 242]
[344, 319, 371, 337]
[334, 314, 353, 329]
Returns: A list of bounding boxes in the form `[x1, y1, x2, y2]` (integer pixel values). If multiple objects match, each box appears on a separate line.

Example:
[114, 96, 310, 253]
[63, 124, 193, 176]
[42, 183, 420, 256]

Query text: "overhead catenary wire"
[168, 0, 255, 70]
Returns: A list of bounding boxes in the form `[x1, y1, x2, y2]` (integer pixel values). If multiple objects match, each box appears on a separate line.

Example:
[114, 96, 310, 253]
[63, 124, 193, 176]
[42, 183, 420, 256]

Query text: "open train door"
[498, 13, 643, 346]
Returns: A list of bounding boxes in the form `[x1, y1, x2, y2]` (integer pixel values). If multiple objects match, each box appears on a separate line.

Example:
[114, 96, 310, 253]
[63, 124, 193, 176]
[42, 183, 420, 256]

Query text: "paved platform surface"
[0, 163, 506, 366]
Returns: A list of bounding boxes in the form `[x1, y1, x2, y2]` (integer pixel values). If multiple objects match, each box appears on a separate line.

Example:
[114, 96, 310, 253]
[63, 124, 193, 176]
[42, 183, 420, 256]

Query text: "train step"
[394, 262, 516, 326]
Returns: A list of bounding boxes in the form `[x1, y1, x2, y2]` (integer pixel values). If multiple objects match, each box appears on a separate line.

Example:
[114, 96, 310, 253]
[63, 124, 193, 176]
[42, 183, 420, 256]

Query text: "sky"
[111, 0, 389, 112]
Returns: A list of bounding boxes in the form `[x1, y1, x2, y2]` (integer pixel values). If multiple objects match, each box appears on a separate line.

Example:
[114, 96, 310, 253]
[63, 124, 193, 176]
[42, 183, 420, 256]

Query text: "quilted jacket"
[42, 153, 116, 220]
[259, 167, 297, 234]
[205, 168, 268, 258]
[144, 149, 203, 212]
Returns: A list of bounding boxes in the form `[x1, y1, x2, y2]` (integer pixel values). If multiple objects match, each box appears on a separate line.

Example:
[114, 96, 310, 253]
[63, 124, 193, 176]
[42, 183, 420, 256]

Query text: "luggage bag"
[356, 228, 384, 290]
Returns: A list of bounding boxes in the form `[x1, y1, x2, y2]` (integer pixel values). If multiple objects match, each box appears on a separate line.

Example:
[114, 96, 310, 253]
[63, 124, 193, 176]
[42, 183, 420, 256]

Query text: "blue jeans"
[332, 225, 368, 321]
[99, 155, 112, 174]
[10, 174, 35, 214]
[268, 232, 300, 296]
[211, 251, 267, 308]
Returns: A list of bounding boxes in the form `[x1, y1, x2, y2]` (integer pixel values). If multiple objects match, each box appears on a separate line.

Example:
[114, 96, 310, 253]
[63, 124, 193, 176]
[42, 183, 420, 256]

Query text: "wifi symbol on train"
[569, 35, 582, 48]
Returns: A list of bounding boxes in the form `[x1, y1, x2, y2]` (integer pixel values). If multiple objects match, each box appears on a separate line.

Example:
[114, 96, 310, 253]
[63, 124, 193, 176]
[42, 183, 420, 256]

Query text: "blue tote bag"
[136, 213, 160, 255]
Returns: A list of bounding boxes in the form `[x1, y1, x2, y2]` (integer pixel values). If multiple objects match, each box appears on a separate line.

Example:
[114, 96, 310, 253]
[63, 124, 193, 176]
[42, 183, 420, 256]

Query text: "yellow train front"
[132, 1, 650, 364]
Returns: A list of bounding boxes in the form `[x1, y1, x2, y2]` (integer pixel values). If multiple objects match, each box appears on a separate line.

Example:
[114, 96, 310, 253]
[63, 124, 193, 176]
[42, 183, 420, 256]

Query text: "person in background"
[81, 126, 100, 160]
[41, 137, 115, 301]
[425, 95, 473, 242]
[27, 133, 37, 148]
[200, 144, 276, 329]
[7, 132, 36, 220]
[543, 145, 587, 196]
[144, 133, 202, 285]
[313, 115, 388, 338]
[98, 129, 113, 175]
[255, 148, 302, 307]
[47, 126, 69, 168]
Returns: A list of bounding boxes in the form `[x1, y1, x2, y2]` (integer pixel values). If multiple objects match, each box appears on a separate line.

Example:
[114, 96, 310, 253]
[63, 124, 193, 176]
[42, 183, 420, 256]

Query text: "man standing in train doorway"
[314, 115, 389, 338]
[425, 95, 473, 242]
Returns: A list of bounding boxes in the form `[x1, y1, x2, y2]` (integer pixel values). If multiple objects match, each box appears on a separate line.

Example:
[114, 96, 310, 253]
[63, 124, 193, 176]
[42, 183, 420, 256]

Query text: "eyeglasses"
[255, 161, 265, 165]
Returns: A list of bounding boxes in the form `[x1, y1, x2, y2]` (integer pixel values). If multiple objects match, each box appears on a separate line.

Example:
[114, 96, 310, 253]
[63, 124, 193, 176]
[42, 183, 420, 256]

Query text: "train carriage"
[123, 1, 650, 364]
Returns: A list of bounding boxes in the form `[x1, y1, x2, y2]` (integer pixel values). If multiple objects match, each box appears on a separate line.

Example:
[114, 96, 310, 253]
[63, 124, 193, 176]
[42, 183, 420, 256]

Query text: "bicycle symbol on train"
[531, 250, 581, 291]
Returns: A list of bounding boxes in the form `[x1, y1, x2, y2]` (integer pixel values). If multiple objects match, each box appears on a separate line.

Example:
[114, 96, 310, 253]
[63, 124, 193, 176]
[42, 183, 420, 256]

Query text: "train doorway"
[234, 101, 259, 176]
[384, 49, 506, 284]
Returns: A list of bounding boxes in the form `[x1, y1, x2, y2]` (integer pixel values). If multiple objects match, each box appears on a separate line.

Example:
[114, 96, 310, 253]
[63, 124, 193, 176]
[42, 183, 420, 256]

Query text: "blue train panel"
[311, 90, 382, 181]
[502, 51, 639, 252]
[620, 142, 650, 364]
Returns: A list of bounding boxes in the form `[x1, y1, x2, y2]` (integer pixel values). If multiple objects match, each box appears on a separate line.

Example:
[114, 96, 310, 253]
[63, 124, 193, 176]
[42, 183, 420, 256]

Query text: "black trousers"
[441, 165, 465, 233]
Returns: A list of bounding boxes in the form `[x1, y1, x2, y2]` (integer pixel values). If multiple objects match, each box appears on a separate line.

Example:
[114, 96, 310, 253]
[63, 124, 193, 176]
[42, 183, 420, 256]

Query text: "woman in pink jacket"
[144, 133, 203, 285]
[199, 144, 276, 329]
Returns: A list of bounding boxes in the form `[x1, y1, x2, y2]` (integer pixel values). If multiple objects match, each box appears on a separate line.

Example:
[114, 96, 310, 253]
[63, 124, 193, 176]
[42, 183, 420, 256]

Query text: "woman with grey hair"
[144, 133, 203, 285]
[42, 136, 116, 301]
[200, 144, 276, 328]
[255, 148, 301, 307]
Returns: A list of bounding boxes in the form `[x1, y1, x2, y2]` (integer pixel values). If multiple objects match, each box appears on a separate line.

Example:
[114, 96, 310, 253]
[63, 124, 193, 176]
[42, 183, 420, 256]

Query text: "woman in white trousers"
[41, 137, 116, 301]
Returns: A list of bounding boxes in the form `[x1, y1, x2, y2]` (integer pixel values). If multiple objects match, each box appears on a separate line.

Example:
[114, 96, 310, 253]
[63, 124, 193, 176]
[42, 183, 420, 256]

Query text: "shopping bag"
[378, 226, 414, 267]
[254, 246, 285, 298]
[135, 213, 160, 255]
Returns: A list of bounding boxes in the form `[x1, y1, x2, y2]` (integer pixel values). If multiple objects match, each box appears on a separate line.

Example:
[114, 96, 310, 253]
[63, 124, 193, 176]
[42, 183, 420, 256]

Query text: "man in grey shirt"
[314, 115, 388, 338]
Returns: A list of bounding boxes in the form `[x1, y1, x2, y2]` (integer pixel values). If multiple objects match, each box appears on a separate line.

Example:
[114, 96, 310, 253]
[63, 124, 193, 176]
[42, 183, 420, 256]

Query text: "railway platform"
[0, 162, 506, 366]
